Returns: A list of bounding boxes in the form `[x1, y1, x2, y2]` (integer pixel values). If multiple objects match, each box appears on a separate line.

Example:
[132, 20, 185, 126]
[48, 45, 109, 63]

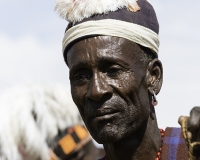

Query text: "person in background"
[0, 84, 104, 160]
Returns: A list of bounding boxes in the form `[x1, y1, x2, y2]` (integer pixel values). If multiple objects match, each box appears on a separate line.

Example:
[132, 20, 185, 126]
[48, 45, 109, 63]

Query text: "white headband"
[62, 19, 159, 54]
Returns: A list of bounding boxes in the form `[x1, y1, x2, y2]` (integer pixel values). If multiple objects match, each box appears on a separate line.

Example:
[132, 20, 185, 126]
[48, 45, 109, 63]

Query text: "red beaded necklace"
[103, 129, 165, 160]
[155, 129, 164, 160]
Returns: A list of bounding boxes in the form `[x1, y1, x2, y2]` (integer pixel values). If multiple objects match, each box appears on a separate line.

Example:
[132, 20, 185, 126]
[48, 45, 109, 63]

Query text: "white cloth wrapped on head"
[63, 19, 159, 55]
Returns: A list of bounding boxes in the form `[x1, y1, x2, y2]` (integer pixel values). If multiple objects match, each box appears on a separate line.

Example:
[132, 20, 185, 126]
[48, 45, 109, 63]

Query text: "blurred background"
[0, 0, 200, 129]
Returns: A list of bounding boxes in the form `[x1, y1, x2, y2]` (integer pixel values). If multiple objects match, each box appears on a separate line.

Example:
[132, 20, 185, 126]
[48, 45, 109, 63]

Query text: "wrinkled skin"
[187, 107, 200, 159]
[66, 36, 163, 160]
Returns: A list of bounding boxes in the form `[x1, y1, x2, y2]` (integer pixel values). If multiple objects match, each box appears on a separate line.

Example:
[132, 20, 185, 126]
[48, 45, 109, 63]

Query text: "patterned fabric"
[160, 127, 188, 160]
[98, 127, 188, 160]
[52, 125, 90, 160]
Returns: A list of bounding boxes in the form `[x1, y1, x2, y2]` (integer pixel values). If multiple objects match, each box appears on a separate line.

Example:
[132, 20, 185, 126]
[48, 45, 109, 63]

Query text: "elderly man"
[55, 0, 200, 159]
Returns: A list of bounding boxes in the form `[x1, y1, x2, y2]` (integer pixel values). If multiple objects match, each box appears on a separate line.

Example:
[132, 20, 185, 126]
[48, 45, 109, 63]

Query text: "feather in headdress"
[0, 84, 82, 160]
[55, 0, 140, 23]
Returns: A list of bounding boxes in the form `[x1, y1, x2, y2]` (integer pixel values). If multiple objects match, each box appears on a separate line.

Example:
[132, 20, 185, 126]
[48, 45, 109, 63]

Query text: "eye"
[106, 65, 124, 77]
[74, 74, 90, 81]
[107, 67, 120, 74]
[73, 70, 91, 82]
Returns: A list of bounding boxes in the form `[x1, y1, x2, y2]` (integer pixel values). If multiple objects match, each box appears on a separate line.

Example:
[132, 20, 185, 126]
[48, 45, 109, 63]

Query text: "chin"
[89, 123, 130, 144]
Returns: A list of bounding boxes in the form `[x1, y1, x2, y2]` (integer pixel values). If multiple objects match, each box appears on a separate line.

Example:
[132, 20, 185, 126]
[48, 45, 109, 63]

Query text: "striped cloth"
[161, 127, 188, 160]
[52, 125, 91, 160]
[99, 127, 188, 160]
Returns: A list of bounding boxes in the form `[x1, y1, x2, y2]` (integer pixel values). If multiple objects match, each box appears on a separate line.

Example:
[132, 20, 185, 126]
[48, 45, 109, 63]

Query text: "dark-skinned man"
[55, 0, 200, 159]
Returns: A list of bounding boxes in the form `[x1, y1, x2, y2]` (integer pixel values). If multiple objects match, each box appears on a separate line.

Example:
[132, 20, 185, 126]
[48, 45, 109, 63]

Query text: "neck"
[103, 115, 161, 160]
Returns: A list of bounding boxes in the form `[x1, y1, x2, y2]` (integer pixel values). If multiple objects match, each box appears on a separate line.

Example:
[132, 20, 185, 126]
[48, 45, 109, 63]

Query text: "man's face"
[67, 36, 150, 143]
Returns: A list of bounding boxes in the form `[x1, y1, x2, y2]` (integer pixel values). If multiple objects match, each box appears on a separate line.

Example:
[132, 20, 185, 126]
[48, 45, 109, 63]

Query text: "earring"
[152, 90, 158, 106]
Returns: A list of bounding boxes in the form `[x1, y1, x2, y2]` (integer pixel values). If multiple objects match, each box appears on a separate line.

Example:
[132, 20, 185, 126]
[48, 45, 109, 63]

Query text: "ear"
[146, 58, 163, 95]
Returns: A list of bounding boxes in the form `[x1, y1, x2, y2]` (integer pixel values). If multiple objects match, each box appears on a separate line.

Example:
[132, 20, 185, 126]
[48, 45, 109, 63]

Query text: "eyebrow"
[69, 55, 130, 77]
[96, 56, 130, 67]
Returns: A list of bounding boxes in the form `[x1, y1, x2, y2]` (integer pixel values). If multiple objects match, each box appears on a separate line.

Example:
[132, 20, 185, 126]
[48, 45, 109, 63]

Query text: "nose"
[86, 72, 112, 101]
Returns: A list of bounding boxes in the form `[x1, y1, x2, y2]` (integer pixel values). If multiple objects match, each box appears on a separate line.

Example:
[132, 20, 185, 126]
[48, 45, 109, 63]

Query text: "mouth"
[90, 109, 119, 122]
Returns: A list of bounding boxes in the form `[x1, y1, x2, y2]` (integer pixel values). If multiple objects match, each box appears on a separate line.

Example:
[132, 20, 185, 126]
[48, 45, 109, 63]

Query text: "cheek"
[113, 74, 150, 119]
[122, 71, 147, 99]
[71, 85, 87, 116]
[71, 83, 86, 100]
[110, 74, 137, 100]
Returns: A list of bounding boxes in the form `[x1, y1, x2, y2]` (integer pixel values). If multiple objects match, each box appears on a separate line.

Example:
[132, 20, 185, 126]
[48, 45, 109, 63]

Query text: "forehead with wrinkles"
[66, 36, 145, 68]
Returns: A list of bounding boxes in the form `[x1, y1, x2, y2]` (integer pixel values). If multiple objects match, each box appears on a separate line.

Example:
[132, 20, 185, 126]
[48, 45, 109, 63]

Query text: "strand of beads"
[155, 129, 165, 160]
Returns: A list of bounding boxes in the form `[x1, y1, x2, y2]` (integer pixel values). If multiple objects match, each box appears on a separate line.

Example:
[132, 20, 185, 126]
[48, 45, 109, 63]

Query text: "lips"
[89, 108, 119, 122]
[85, 96, 124, 123]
